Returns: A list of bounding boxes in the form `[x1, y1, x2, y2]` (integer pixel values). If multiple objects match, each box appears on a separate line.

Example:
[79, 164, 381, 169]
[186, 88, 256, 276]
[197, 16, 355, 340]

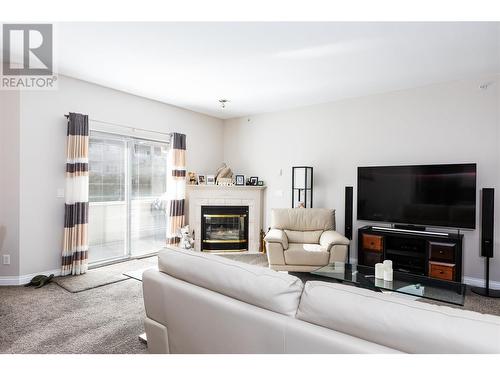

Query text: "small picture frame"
[206, 175, 216, 185]
[197, 175, 206, 185]
[235, 175, 245, 186]
[249, 176, 258, 186]
[257, 180, 264, 186]
[187, 171, 197, 185]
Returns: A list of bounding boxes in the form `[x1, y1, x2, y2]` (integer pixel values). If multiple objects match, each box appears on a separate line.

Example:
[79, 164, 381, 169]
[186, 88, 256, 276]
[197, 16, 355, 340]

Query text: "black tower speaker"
[481, 188, 494, 257]
[345, 186, 353, 264]
[472, 188, 500, 298]
[345, 186, 353, 240]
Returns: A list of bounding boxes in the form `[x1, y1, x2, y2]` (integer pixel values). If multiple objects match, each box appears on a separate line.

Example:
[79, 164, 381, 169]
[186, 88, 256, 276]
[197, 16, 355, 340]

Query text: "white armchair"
[264, 208, 350, 272]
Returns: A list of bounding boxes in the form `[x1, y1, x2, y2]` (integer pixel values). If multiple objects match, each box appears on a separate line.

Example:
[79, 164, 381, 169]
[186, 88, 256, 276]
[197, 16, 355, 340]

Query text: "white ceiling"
[54, 22, 500, 119]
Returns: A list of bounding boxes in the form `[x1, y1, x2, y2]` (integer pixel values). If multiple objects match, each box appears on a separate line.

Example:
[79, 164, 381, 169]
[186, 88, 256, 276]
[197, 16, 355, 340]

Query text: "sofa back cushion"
[271, 208, 335, 231]
[158, 248, 304, 316]
[296, 281, 500, 353]
[284, 230, 323, 244]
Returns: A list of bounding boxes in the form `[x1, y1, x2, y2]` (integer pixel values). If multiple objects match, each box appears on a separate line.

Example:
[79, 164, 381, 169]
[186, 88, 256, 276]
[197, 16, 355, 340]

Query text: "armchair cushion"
[320, 230, 350, 251]
[284, 244, 330, 266]
[284, 230, 323, 244]
[264, 228, 289, 250]
[271, 208, 335, 231]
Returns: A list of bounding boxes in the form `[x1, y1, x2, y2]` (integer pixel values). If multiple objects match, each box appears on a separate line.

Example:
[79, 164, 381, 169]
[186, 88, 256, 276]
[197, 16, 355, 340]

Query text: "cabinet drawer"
[429, 242, 455, 263]
[362, 250, 383, 267]
[362, 234, 383, 252]
[429, 262, 455, 281]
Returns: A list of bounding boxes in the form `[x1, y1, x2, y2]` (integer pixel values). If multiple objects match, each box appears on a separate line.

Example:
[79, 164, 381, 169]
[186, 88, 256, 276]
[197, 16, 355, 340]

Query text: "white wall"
[0, 90, 20, 279]
[18, 75, 224, 276]
[223, 75, 500, 284]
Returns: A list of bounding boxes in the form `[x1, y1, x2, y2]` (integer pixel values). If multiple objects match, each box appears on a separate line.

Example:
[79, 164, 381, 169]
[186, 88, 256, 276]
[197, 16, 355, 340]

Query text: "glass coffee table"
[308, 263, 466, 306]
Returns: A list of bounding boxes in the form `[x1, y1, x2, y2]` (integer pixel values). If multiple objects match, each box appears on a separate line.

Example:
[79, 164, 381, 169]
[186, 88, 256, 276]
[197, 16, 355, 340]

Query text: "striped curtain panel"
[166, 133, 187, 245]
[61, 113, 89, 276]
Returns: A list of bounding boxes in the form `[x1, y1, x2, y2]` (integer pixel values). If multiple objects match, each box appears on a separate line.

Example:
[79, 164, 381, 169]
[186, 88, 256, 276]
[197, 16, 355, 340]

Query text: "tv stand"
[358, 226, 463, 282]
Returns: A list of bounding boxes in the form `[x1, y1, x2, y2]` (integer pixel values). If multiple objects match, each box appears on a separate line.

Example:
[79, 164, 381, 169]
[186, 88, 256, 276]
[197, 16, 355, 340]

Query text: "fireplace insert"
[201, 205, 249, 252]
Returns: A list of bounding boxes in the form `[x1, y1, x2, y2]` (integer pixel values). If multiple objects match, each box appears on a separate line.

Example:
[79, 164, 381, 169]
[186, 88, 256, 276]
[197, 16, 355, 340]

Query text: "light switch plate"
[56, 188, 65, 198]
[2, 254, 10, 265]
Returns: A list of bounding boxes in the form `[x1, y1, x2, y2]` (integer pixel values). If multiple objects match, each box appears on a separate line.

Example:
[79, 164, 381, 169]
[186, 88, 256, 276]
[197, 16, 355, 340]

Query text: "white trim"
[0, 269, 62, 286]
[463, 276, 500, 289]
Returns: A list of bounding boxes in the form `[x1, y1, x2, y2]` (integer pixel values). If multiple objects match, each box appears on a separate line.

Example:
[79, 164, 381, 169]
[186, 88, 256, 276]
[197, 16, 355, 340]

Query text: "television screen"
[357, 164, 477, 229]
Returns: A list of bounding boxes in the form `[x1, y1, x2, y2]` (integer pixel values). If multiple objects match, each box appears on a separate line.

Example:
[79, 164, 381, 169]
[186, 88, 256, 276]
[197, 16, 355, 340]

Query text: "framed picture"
[198, 175, 206, 185]
[257, 180, 264, 186]
[235, 175, 245, 186]
[206, 175, 216, 185]
[249, 176, 258, 186]
[187, 171, 197, 185]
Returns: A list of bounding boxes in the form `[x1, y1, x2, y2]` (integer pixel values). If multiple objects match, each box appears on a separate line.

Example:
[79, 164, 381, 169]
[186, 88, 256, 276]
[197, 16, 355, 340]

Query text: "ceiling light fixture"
[219, 99, 230, 109]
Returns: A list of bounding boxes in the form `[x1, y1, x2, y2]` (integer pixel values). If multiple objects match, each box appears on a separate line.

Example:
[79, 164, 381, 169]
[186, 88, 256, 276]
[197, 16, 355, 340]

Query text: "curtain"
[61, 112, 89, 276]
[166, 133, 187, 245]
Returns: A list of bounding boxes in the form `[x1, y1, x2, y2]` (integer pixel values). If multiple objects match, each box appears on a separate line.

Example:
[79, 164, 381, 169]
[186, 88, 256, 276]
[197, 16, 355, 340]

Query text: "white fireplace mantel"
[186, 185, 266, 252]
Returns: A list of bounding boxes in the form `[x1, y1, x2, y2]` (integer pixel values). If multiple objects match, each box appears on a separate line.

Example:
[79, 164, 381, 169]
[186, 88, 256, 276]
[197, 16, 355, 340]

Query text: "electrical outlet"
[2, 254, 10, 265]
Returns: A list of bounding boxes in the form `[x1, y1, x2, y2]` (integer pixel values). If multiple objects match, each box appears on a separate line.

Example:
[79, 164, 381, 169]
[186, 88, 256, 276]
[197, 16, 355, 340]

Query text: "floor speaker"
[344, 186, 353, 240]
[345, 186, 353, 264]
[472, 188, 500, 298]
[481, 188, 494, 257]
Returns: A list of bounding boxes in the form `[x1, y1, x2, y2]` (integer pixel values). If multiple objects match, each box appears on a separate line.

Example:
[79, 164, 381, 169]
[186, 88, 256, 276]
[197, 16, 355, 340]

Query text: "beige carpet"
[0, 279, 147, 354]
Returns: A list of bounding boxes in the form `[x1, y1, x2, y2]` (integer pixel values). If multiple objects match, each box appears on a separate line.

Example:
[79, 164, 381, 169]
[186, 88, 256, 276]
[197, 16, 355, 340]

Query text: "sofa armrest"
[320, 230, 350, 251]
[264, 229, 289, 250]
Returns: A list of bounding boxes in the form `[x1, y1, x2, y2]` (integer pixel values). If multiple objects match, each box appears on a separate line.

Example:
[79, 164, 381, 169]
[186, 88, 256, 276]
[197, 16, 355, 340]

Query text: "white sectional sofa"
[142, 248, 500, 354]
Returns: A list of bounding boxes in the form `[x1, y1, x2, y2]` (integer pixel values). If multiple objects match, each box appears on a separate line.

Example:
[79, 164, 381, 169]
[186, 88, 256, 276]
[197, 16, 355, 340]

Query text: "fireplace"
[201, 205, 249, 252]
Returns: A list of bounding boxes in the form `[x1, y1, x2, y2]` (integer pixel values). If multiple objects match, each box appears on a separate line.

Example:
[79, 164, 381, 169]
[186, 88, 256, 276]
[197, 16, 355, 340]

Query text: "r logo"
[2, 24, 53, 76]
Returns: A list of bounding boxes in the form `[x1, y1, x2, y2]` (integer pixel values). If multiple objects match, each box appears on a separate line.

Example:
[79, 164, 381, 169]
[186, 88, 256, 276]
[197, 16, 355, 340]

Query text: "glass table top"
[310, 263, 466, 306]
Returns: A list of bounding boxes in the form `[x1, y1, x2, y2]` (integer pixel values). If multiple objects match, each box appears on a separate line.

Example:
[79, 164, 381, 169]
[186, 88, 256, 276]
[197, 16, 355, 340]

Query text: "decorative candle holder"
[375, 263, 384, 279]
[383, 259, 393, 271]
[384, 268, 394, 282]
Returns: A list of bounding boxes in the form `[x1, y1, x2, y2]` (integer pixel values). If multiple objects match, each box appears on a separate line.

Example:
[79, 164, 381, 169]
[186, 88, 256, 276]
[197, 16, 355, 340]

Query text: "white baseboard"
[463, 276, 500, 289]
[0, 269, 61, 286]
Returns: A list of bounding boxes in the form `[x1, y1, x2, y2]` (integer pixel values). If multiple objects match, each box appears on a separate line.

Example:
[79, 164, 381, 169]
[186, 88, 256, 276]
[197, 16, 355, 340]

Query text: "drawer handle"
[439, 250, 444, 254]
[439, 271, 444, 274]
[370, 242, 374, 246]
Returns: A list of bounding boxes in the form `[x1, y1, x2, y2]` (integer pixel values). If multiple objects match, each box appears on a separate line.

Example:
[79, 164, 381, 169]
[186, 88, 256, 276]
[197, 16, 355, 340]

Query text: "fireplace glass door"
[201, 206, 249, 252]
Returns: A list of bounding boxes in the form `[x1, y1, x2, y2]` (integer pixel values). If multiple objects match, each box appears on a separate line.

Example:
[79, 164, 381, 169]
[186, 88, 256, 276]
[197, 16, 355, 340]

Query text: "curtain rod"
[64, 114, 172, 138]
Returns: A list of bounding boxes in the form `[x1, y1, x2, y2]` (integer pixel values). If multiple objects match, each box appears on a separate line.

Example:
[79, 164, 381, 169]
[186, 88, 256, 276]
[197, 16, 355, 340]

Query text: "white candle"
[375, 263, 385, 279]
[383, 259, 393, 270]
[384, 268, 393, 282]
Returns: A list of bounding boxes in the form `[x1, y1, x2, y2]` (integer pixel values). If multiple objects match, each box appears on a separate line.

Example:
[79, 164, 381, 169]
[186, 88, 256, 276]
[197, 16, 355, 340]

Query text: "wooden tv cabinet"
[357, 226, 463, 282]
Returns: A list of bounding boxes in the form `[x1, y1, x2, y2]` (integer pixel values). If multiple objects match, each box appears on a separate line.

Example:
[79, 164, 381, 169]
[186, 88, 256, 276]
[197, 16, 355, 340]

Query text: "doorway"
[87, 131, 169, 264]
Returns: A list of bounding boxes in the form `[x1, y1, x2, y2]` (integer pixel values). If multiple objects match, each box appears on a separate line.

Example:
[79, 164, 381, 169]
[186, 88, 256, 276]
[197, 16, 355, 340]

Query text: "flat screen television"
[357, 163, 477, 229]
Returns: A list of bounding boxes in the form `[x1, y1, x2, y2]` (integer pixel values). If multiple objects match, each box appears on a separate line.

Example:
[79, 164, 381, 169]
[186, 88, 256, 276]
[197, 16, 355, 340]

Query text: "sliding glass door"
[130, 140, 168, 257]
[88, 134, 127, 263]
[88, 131, 168, 264]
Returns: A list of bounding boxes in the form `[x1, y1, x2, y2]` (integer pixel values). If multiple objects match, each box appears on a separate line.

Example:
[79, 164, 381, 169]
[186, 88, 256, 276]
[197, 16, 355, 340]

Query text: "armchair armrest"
[264, 228, 289, 250]
[320, 230, 350, 251]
